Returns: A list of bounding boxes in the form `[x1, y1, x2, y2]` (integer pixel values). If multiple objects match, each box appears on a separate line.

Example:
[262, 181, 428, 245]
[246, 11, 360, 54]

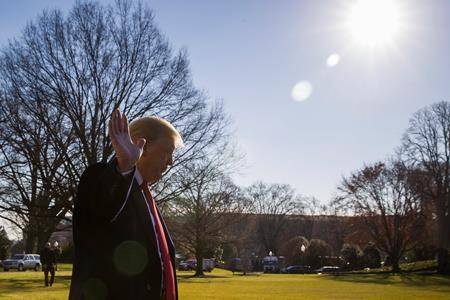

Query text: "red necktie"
[141, 182, 176, 300]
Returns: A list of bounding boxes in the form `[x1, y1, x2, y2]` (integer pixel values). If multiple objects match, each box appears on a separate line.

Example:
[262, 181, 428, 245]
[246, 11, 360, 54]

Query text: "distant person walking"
[53, 241, 61, 271]
[41, 242, 57, 287]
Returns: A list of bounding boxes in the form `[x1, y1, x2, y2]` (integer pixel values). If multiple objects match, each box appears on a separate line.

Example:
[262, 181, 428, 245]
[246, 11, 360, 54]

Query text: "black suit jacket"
[40, 247, 57, 266]
[69, 158, 178, 300]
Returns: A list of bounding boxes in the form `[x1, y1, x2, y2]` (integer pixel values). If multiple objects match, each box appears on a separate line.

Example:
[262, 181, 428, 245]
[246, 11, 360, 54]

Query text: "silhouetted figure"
[41, 242, 56, 287]
[70, 110, 182, 299]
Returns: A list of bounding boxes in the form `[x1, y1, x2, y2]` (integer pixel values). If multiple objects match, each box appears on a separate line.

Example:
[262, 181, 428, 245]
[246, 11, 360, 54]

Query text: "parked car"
[178, 258, 215, 272]
[202, 259, 215, 272]
[283, 265, 311, 274]
[227, 258, 243, 272]
[2, 254, 41, 271]
[178, 259, 196, 271]
[314, 266, 341, 274]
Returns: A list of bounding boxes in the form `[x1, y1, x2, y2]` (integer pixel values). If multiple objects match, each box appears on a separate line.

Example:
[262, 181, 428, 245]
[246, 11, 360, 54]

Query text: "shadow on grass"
[322, 272, 450, 290]
[0, 274, 71, 294]
[177, 271, 264, 284]
[177, 273, 230, 283]
[177, 274, 229, 279]
[231, 272, 262, 277]
[176, 272, 233, 285]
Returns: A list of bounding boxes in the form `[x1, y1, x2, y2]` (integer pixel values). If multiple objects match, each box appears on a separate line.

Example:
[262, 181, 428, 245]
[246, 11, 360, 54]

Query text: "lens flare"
[291, 81, 313, 102]
[327, 54, 340, 67]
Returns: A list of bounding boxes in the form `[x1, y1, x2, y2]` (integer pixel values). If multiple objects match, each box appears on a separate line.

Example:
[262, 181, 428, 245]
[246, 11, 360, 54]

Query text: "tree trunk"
[194, 245, 204, 277]
[437, 248, 449, 274]
[24, 231, 36, 253]
[37, 229, 53, 254]
[437, 202, 450, 274]
[195, 255, 204, 277]
[391, 259, 400, 273]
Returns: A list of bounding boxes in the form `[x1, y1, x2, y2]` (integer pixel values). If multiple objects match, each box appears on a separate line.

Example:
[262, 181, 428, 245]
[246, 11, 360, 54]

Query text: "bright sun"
[346, 0, 402, 47]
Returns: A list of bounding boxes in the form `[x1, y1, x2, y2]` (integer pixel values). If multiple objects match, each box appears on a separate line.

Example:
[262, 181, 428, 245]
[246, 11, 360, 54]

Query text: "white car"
[2, 254, 41, 271]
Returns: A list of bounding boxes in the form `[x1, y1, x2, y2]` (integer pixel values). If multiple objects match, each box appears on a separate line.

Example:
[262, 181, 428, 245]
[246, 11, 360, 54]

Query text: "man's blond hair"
[129, 116, 184, 148]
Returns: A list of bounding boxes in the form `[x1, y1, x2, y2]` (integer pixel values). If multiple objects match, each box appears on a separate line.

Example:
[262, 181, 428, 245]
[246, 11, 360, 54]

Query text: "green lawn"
[0, 264, 449, 299]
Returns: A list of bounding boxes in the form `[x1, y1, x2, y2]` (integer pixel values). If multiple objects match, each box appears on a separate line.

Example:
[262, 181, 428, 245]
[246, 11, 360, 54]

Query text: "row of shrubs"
[42, 239, 441, 272]
[282, 237, 438, 271]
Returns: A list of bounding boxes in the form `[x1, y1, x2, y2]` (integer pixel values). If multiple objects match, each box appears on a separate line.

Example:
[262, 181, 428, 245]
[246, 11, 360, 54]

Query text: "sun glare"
[346, 0, 402, 47]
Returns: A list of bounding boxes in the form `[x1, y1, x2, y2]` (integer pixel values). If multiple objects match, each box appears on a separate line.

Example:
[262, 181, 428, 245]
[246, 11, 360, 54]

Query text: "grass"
[0, 264, 449, 299]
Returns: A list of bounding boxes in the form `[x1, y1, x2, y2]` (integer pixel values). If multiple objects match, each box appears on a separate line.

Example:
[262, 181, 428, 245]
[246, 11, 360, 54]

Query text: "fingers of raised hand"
[110, 109, 128, 135]
[109, 109, 133, 145]
[118, 110, 130, 134]
[108, 118, 116, 141]
[108, 109, 121, 142]
[124, 114, 130, 136]
[120, 111, 127, 133]
[110, 109, 116, 135]
[114, 109, 122, 134]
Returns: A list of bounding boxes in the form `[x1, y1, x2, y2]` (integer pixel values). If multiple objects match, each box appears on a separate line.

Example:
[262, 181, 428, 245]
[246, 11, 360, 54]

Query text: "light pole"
[300, 244, 306, 253]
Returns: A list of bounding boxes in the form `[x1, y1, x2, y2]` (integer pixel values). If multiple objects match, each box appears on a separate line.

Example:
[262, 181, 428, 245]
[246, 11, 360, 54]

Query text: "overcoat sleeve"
[75, 158, 135, 227]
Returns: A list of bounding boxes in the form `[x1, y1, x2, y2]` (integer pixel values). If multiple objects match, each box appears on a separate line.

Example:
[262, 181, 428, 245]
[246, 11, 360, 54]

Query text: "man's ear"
[141, 140, 153, 156]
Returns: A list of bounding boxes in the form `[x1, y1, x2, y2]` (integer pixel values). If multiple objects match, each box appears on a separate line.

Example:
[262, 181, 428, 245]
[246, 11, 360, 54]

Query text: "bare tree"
[0, 226, 12, 260]
[335, 161, 426, 272]
[401, 101, 450, 274]
[303, 196, 329, 240]
[0, 0, 230, 240]
[169, 149, 246, 277]
[246, 182, 305, 256]
[0, 98, 74, 252]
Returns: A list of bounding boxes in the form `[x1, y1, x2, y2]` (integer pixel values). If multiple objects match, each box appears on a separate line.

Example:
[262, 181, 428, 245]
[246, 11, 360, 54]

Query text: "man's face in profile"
[137, 136, 175, 183]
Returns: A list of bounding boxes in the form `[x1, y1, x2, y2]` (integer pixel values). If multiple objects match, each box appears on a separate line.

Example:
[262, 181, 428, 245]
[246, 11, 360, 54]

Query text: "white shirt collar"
[134, 167, 144, 186]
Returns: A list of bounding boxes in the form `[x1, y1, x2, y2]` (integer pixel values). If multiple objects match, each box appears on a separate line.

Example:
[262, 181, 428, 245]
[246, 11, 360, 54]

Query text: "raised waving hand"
[108, 109, 146, 172]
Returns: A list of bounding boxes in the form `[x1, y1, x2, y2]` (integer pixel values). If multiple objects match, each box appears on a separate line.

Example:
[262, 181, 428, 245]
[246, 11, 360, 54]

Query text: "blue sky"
[0, 0, 449, 206]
